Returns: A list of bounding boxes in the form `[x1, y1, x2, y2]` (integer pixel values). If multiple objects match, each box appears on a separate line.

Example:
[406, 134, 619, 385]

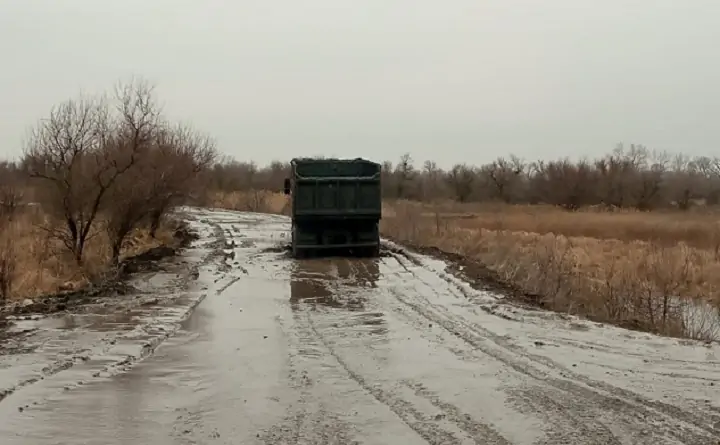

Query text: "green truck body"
[283, 157, 382, 258]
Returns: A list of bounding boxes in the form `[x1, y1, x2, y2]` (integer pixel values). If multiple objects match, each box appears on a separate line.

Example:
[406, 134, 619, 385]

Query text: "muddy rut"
[0, 208, 717, 444]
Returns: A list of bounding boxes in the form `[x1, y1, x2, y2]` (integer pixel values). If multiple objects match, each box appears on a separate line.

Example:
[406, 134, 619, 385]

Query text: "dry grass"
[390, 200, 720, 250]
[382, 200, 720, 341]
[206, 190, 289, 215]
[0, 207, 176, 301]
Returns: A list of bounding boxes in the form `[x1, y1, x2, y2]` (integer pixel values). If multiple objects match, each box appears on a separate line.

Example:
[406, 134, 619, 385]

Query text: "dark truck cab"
[283, 157, 382, 258]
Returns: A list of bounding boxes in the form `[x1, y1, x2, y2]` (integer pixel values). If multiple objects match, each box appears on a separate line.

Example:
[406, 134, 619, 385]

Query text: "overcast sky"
[1, 0, 718, 168]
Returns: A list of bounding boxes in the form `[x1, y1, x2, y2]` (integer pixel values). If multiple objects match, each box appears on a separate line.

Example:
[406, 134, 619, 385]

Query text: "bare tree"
[532, 159, 598, 210]
[104, 165, 153, 264]
[0, 161, 17, 301]
[394, 153, 416, 199]
[0, 162, 22, 221]
[208, 160, 259, 192]
[0, 236, 14, 302]
[24, 95, 117, 263]
[664, 154, 704, 210]
[419, 160, 445, 201]
[480, 156, 524, 203]
[693, 156, 720, 204]
[380, 161, 395, 198]
[445, 164, 476, 203]
[144, 123, 217, 237]
[23, 78, 160, 264]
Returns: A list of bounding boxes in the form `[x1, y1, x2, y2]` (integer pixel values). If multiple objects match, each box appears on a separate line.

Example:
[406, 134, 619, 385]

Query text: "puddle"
[10, 311, 139, 333]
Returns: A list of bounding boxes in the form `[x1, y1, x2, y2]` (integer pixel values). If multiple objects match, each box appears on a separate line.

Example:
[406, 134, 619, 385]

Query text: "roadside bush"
[0, 77, 217, 301]
[23, 78, 217, 267]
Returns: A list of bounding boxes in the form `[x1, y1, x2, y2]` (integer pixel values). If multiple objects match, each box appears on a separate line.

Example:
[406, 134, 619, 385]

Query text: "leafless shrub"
[104, 122, 217, 264]
[0, 185, 21, 222]
[681, 301, 720, 341]
[23, 93, 131, 264]
[144, 122, 217, 237]
[445, 164, 477, 203]
[0, 236, 14, 302]
[0, 160, 24, 222]
[21, 77, 215, 268]
[207, 159, 290, 193]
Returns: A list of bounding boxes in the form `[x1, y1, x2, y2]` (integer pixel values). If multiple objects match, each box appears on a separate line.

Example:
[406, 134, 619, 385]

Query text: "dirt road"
[0, 208, 718, 444]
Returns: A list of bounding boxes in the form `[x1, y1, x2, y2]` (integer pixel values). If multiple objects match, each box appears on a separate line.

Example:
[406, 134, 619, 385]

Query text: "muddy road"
[0, 208, 718, 444]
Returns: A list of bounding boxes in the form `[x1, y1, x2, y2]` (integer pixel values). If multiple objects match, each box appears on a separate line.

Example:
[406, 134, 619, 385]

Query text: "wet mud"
[0, 207, 718, 444]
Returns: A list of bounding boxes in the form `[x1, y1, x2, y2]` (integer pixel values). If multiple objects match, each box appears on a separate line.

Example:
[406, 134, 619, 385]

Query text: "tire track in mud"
[305, 311, 481, 445]
[400, 380, 513, 445]
[258, 297, 359, 445]
[276, 259, 514, 445]
[385, 252, 717, 444]
[379, 256, 627, 444]
[427, 252, 720, 433]
[435, 268, 720, 437]
[377, 293, 625, 444]
[393, 249, 720, 436]
[506, 385, 626, 445]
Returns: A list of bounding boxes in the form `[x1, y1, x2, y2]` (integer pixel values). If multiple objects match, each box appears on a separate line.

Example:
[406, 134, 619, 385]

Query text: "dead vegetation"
[381, 201, 720, 341]
[204, 190, 288, 215]
[0, 78, 216, 303]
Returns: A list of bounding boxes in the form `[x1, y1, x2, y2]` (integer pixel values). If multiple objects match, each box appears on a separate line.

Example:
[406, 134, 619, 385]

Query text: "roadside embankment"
[0, 205, 195, 317]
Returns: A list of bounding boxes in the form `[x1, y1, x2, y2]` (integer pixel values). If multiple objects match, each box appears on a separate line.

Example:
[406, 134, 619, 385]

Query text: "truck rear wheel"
[357, 244, 380, 258]
[292, 246, 303, 259]
[291, 224, 306, 259]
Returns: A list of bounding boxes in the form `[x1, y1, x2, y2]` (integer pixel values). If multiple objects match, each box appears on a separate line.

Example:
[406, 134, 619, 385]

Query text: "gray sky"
[1, 0, 718, 169]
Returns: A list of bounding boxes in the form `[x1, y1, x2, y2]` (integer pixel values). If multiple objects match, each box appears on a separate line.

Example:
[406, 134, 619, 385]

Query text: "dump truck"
[283, 157, 382, 258]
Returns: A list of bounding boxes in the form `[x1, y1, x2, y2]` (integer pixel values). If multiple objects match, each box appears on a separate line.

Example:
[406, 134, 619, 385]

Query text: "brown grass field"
[210, 190, 720, 341]
[382, 200, 720, 340]
[0, 207, 177, 301]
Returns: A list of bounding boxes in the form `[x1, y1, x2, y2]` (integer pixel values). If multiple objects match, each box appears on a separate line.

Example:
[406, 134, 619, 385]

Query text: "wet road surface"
[0, 208, 719, 444]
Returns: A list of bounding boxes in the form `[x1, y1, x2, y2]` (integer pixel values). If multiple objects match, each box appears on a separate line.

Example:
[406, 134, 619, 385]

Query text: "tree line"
[206, 147, 720, 211]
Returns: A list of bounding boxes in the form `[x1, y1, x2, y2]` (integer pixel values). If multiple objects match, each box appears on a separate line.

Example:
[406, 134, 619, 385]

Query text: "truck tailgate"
[294, 179, 381, 216]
